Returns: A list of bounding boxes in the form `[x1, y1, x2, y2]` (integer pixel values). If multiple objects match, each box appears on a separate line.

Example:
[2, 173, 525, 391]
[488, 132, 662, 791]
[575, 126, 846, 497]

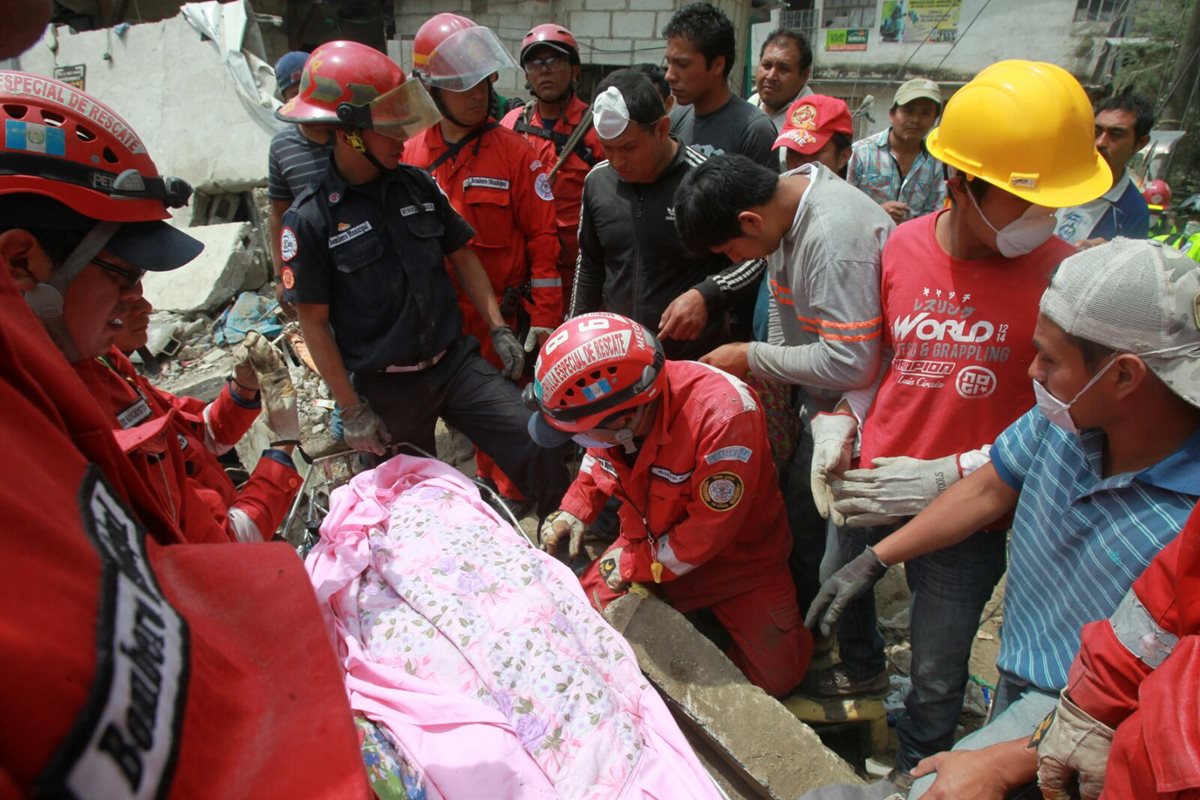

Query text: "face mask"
[1032, 356, 1118, 434]
[572, 407, 645, 454]
[961, 174, 1056, 257]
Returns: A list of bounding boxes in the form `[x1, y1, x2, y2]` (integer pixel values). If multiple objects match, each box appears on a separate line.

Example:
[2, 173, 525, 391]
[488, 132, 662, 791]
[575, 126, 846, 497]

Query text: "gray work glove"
[523, 326, 555, 354]
[832, 454, 962, 528]
[490, 325, 524, 380]
[1035, 692, 1114, 800]
[540, 509, 585, 558]
[231, 332, 265, 391]
[342, 400, 389, 456]
[810, 412, 858, 527]
[804, 546, 888, 637]
[239, 332, 301, 442]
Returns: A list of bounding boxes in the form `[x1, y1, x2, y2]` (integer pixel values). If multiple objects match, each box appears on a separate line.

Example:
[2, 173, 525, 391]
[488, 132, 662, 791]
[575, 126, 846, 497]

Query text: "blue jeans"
[836, 524, 1008, 770]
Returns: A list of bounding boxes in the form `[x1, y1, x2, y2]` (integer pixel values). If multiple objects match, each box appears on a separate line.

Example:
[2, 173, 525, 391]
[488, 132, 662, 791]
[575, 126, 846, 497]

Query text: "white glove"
[831, 454, 961, 527]
[810, 412, 857, 527]
[1035, 692, 1114, 800]
[523, 326, 555, 354]
[342, 401, 389, 456]
[597, 546, 627, 592]
[540, 510, 585, 558]
[231, 332, 265, 391]
[489, 325, 525, 380]
[239, 332, 301, 443]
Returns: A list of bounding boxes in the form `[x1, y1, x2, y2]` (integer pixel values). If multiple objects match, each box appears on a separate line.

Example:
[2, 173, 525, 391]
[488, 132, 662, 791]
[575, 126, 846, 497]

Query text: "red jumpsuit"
[1065, 500, 1200, 798]
[405, 121, 561, 498]
[566, 360, 812, 697]
[501, 95, 604, 309]
[74, 348, 302, 544]
[0, 274, 369, 798]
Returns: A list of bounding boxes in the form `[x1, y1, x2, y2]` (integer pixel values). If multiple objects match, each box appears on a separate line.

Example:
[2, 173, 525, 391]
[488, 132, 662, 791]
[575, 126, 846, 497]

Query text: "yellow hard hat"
[926, 60, 1111, 208]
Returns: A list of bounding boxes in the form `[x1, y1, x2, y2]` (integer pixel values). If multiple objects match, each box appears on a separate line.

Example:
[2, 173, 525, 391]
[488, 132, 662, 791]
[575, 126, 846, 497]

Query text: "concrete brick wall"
[393, 0, 755, 98]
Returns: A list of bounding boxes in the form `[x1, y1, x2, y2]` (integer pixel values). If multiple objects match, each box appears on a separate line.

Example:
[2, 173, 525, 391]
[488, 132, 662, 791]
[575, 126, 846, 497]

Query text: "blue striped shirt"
[992, 408, 1200, 690]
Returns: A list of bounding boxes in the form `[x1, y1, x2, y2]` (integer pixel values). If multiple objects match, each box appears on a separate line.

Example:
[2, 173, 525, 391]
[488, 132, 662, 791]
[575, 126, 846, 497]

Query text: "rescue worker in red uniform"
[0, 72, 304, 545]
[405, 13, 562, 512]
[528, 312, 812, 697]
[86, 284, 304, 542]
[0, 67, 369, 796]
[1035, 500, 1200, 799]
[501, 24, 604, 309]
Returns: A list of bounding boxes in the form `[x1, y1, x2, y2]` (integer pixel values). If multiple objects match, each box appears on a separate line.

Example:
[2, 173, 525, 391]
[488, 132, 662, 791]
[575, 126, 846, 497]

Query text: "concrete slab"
[605, 592, 863, 799]
[142, 222, 257, 314]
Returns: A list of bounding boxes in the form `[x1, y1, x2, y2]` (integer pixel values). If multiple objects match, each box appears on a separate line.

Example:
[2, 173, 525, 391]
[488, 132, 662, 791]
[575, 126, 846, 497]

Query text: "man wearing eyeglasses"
[501, 24, 604, 311]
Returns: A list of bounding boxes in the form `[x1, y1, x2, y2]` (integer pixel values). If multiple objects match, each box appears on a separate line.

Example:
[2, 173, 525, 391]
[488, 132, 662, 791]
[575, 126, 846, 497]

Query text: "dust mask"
[1032, 356, 1118, 434]
[959, 172, 1056, 257]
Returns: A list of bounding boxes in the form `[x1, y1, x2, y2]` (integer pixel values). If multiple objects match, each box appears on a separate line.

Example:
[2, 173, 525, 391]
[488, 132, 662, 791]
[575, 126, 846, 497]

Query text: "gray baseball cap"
[1040, 237, 1200, 408]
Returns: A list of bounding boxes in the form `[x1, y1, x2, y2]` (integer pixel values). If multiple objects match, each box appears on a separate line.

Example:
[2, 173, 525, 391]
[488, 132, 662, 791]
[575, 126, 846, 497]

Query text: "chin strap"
[346, 129, 395, 176]
[25, 221, 121, 363]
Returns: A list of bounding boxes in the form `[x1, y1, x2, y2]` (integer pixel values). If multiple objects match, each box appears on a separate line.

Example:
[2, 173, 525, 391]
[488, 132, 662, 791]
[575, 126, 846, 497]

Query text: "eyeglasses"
[525, 55, 568, 72]
[92, 255, 145, 290]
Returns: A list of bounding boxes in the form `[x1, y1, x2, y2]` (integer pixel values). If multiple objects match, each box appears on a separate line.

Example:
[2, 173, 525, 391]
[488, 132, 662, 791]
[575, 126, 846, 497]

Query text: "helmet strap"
[25, 220, 120, 363]
[346, 129, 395, 176]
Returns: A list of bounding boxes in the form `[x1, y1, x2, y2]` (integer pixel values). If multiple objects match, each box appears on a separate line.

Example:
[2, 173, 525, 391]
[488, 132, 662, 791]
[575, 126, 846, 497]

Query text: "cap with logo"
[893, 77, 941, 108]
[1040, 237, 1200, 409]
[773, 94, 853, 155]
[274, 51, 309, 96]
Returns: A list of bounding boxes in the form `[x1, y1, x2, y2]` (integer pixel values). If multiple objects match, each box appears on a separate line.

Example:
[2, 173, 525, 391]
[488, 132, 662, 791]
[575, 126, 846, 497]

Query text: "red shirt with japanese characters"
[858, 210, 1074, 464]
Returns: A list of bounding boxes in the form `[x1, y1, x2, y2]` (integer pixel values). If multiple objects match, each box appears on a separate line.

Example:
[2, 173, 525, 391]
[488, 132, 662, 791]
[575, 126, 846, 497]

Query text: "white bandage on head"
[593, 86, 633, 140]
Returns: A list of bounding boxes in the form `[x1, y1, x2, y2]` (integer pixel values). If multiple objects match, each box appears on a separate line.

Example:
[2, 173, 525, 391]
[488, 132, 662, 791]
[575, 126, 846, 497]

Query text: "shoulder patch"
[704, 446, 752, 465]
[280, 265, 295, 290]
[535, 172, 554, 202]
[44, 468, 188, 799]
[280, 227, 298, 261]
[700, 471, 744, 512]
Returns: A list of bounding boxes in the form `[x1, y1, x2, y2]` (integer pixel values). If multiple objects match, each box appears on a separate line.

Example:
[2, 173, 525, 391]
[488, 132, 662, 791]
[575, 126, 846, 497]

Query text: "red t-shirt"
[859, 210, 1074, 464]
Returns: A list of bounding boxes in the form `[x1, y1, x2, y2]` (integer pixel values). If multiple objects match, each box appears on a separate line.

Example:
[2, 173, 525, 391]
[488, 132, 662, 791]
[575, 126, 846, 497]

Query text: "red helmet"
[1143, 178, 1172, 210]
[529, 313, 666, 436]
[520, 24, 580, 66]
[412, 13, 517, 91]
[276, 41, 439, 140]
[0, 71, 190, 222]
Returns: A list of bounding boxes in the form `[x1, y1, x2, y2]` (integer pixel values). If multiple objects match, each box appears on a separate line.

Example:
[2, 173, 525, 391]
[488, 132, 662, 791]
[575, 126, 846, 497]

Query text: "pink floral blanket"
[306, 454, 721, 800]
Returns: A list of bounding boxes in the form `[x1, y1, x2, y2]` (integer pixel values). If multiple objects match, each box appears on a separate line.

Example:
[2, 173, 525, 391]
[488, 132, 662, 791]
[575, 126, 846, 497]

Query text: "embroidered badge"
[535, 173, 554, 201]
[280, 227, 298, 261]
[700, 471, 744, 511]
[280, 265, 295, 290]
[704, 446, 753, 465]
[328, 221, 373, 248]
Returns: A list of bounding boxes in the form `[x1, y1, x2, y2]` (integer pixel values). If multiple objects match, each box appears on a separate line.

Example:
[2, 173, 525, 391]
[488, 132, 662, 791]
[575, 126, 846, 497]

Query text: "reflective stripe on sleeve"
[530, 277, 562, 288]
[1110, 589, 1178, 669]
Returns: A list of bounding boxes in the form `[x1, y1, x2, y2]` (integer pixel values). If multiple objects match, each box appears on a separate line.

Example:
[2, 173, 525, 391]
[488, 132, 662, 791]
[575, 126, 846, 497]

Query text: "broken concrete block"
[142, 222, 257, 315]
[605, 591, 863, 799]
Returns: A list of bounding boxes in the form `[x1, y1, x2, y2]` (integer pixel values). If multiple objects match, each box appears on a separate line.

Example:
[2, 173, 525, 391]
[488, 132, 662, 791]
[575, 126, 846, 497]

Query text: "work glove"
[1034, 692, 1114, 800]
[490, 325, 525, 380]
[831, 454, 961, 528]
[540, 510, 585, 559]
[804, 546, 888, 637]
[342, 400, 390, 456]
[523, 326, 555, 354]
[810, 412, 858, 527]
[231, 332, 264, 392]
[237, 332, 301, 442]
[597, 546, 627, 592]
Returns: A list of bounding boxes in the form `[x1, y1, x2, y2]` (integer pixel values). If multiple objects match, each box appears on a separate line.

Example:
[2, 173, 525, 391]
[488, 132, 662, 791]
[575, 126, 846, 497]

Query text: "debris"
[214, 290, 283, 345]
[141, 222, 263, 315]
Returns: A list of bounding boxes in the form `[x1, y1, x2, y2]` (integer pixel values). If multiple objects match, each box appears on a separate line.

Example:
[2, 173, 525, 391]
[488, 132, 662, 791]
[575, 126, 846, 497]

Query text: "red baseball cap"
[773, 94, 854, 156]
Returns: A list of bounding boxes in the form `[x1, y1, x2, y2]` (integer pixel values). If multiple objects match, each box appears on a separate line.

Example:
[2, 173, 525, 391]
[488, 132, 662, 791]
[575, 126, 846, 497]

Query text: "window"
[822, 0, 878, 29]
[1074, 0, 1121, 22]
[782, 1, 818, 45]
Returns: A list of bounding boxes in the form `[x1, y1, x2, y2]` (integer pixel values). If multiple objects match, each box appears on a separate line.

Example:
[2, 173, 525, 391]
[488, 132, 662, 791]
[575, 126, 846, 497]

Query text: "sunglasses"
[92, 255, 146, 290]
[525, 55, 569, 72]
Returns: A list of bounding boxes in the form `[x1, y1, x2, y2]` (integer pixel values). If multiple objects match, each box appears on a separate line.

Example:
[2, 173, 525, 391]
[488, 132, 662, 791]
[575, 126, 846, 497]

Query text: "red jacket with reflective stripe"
[404, 121, 561, 348]
[75, 348, 301, 542]
[559, 360, 791, 610]
[1068, 501, 1200, 792]
[501, 95, 603, 271]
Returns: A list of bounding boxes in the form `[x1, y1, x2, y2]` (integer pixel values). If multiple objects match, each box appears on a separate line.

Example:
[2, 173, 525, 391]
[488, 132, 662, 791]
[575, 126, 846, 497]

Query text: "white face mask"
[1032, 356, 1118, 434]
[960, 173, 1057, 257]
